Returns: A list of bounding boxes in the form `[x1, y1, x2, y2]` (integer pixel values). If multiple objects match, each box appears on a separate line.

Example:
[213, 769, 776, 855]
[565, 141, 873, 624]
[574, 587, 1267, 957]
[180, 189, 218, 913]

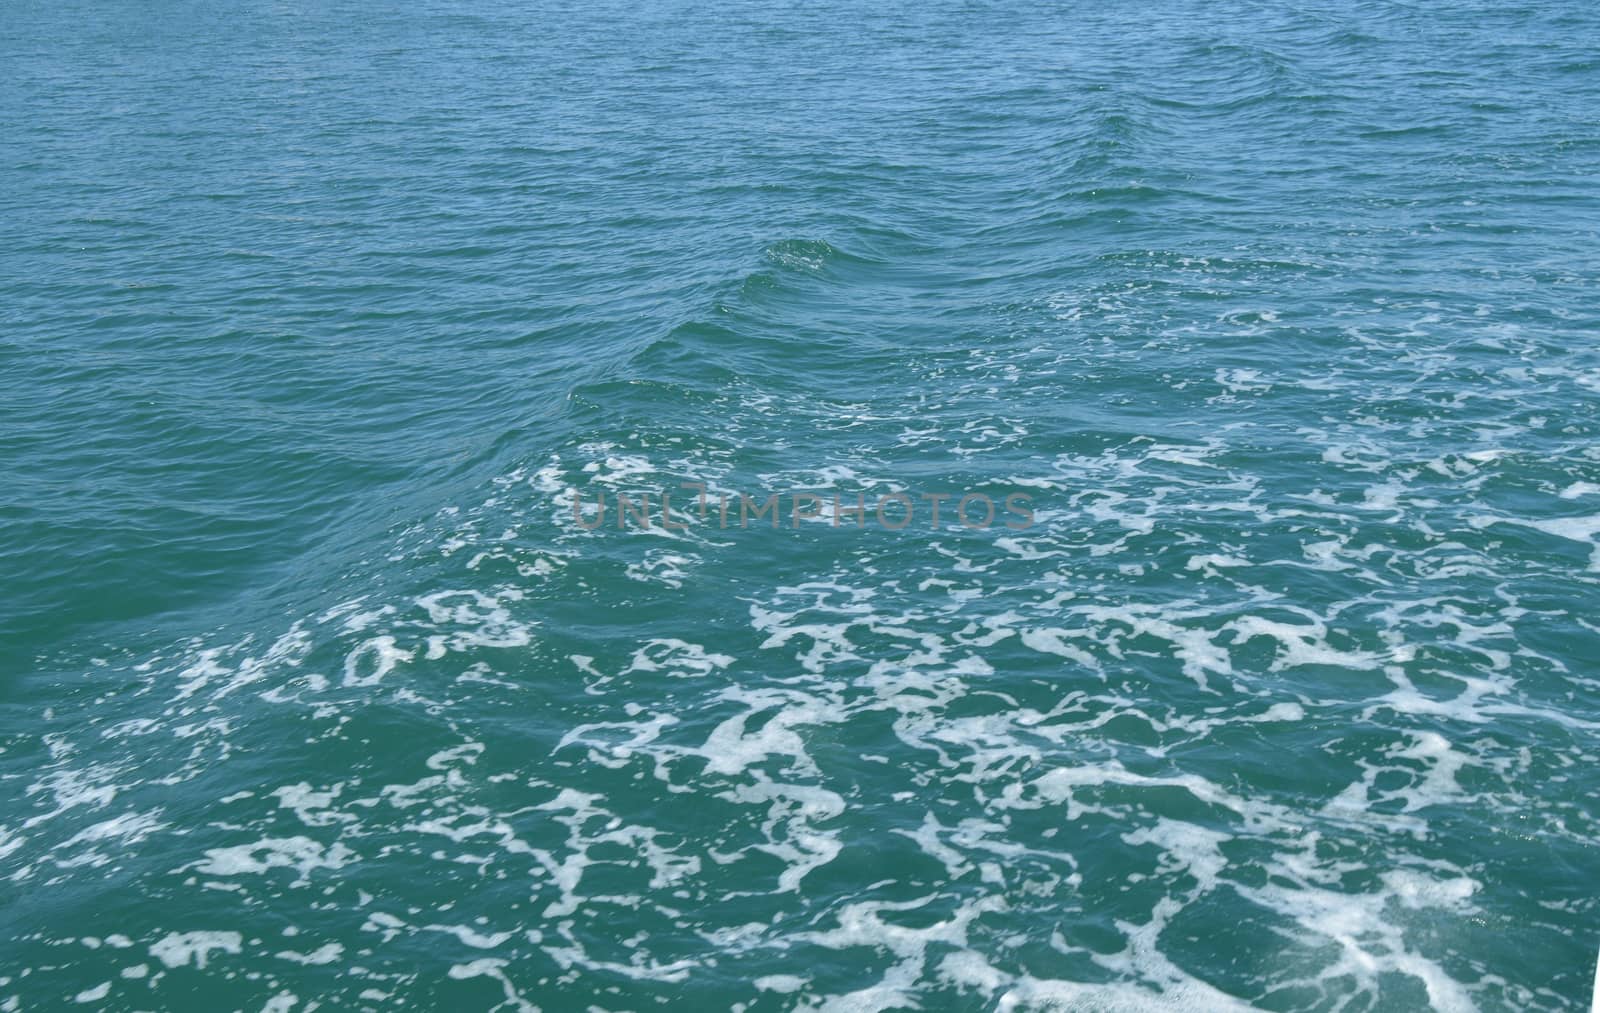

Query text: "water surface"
[3, 1, 1599, 1009]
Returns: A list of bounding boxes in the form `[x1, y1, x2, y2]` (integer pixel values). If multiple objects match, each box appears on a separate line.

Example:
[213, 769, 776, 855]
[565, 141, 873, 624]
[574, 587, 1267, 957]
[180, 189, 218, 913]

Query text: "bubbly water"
[3, 1, 1599, 1009]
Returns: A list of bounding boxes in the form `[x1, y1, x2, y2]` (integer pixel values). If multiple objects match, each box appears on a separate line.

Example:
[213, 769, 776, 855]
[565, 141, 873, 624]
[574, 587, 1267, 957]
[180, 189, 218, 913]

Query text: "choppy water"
[5, 1, 1600, 1009]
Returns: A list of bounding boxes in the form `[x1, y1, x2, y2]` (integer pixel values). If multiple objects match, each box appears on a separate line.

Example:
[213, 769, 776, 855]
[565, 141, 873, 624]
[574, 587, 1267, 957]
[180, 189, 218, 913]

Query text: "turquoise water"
[4, 0, 1600, 1008]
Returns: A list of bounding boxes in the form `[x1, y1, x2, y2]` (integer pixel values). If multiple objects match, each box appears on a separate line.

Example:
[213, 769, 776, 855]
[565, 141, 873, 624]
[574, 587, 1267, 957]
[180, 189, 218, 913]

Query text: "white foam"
[341, 636, 414, 687]
[148, 931, 242, 970]
[72, 983, 109, 1004]
[192, 836, 356, 884]
[275, 943, 343, 965]
[446, 959, 537, 1011]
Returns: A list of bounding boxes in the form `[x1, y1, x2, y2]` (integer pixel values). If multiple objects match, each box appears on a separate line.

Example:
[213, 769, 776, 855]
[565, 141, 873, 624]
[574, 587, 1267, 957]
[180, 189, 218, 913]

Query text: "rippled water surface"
[4, 1, 1600, 1009]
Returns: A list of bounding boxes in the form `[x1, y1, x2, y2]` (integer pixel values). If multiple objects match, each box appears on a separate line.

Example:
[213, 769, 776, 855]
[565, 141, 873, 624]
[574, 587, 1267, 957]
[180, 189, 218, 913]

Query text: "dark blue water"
[3, 1, 1599, 1009]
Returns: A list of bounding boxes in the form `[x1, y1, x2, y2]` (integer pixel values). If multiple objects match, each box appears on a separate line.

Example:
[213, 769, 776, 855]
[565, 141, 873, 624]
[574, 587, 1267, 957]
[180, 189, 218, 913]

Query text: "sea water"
[2, 1, 1599, 1009]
